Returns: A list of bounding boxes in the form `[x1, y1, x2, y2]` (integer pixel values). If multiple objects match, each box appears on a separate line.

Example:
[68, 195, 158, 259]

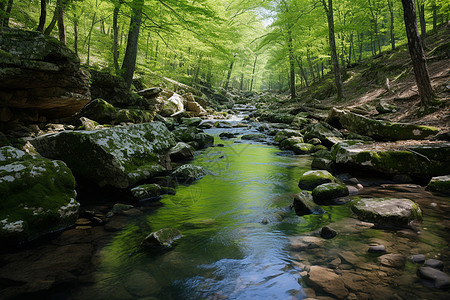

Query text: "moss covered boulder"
[328, 108, 439, 140]
[426, 175, 450, 195]
[0, 146, 78, 245]
[274, 129, 303, 143]
[332, 141, 450, 178]
[131, 184, 163, 202]
[312, 183, 349, 204]
[181, 117, 202, 127]
[292, 143, 315, 155]
[280, 137, 304, 150]
[351, 197, 422, 227]
[172, 126, 214, 149]
[77, 98, 117, 124]
[303, 123, 344, 147]
[31, 122, 176, 189]
[293, 191, 325, 216]
[241, 133, 266, 142]
[298, 170, 337, 190]
[169, 142, 195, 161]
[171, 164, 208, 184]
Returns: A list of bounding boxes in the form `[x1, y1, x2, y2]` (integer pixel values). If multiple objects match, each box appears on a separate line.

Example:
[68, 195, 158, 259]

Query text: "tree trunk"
[224, 55, 236, 90]
[307, 48, 316, 81]
[417, 2, 426, 47]
[74, 19, 78, 55]
[387, 0, 395, 50]
[250, 55, 258, 92]
[401, 0, 434, 105]
[44, 7, 57, 35]
[348, 33, 353, 65]
[87, 12, 97, 66]
[37, 0, 46, 32]
[121, 0, 144, 88]
[358, 33, 363, 62]
[288, 30, 296, 99]
[322, 0, 343, 99]
[296, 56, 309, 87]
[432, 4, 437, 31]
[1, 0, 13, 27]
[113, 3, 120, 72]
[145, 32, 150, 60]
[57, 0, 66, 44]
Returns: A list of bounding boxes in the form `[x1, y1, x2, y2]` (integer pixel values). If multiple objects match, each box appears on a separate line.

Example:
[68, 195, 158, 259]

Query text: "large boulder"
[312, 182, 349, 204]
[31, 122, 176, 188]
[171, 164, 208, 183]
[0, 146, 78, 245]
[351, 197, 422, 227]
[298, 170, 337, 190]
[172, 126, 214, 149]
[306, 266, 349, 299]
[417, 267, 450, 289]
[77, 98, 117, 124]
[169, 142, 195, 161]
[158, 91, 184, 117]
[327, 108, 439, 140]
[0, 29, 90, 120]
[185, 100, 207, 117]
[332, 141, 450, 178]
[426, 175, 450, 195]
[274, 129, 303, 143]
[303, 122, 344, 147]
[279, 137, 304, 150]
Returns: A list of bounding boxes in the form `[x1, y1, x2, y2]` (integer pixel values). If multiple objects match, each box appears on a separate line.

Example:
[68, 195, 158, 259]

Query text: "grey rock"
[409, 254, 426, 264]
[368, 245, 386, 253]
[424, 259, 444, 271]
[417, 267, 450, 289]
[293, 191, 325, 216]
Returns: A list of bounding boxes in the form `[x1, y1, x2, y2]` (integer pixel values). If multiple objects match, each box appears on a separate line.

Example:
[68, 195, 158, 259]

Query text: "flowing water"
[72, 118, 450, 300]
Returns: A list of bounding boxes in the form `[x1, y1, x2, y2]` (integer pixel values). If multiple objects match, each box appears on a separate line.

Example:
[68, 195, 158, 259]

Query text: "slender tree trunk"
[288, 30, 296, 99]
[348, 33, 353, 65]
[113, 3, 121, 71]
[322, 0, 343, 99]
[145, 32, 150, 60]
[224, 55, 236, 90]
[432, 5, 437, 31]
[358, 33, 364, 62]
[417, 1, 426, 47]
[401, 0, 434, 105]
[74, 19, 78, 55]
[57, 0, 66, 44]
[387, 0, 395, 50]
[250, 55, 258, 92]
[296, 56, 309, 87]
[240, 73, 244, 91]
[121, 0, 144, 88]
[44, 7, 57, 35]
[37, 0, 46, 32]
[87, 12, 97, 66]
[307, 48, 316, 81]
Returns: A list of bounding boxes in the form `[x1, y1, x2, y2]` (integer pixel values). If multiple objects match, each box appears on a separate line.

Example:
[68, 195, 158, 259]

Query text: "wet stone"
[424, 259, 444, 271]
[417, 267, 450, 289]
[319, 226, 337, 239]
[378, 254, 405, 268]
[368, 245, 386, 253]
[409, 254, 426, 264]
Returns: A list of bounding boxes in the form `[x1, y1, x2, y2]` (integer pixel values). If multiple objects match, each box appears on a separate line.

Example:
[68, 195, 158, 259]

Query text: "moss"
[298, 170, 336, 190]
[292, 143, 315, 155]
[312, 183, 349, 204]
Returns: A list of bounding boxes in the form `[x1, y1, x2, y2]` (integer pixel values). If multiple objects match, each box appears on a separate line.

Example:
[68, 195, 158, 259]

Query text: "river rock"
[378, 254, 405, 268]
[351, 198, 422, 227]
[292, 143, 315, 155]
[327, 108, 439, 140]
[181, 117, 202, 127]
[290, 236, 323, 251]
[306, 266, 349, 299]
[417, 267, 450, 289]
[124, 270, 160, 297]
[368, 245, 386, 253]
[241, 133, 266, 141]
[31, 122, 176, 189]
[280, 137, 304, 150]
[426, 175, 450, 195]
[303, 123, 344, 147]
[0, 29, 90, 120]
[0, 146, 78, 245]
[131, 184, 163, 202]
[293, 191, 325, 216]
[298, 170, 337, 190]
[424, 259, 444, 271]
[185, 100, 207, 117]
[142, 228, 183, 249]
[219, 132, 237, 139]
[332, 141, 450, 178]
[171, 164, 208, 183]
[169, 142, 195, 161]
[158, 91, 184, 117]
[172, 126, 214, 149]
[274, 129, 303, 143]
[319, 226, 337, 239]
[311, 157, 335, 171]
[312, 183, 349, 204]
[409, 254, 426, 264]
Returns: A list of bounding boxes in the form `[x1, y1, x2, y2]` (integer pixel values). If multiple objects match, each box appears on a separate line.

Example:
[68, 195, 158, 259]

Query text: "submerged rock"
[169, 142, 195, 161]
[298, 170, 337, 190]
[142, 228, 182, 249]
[327, 108, 439, 140]
[292, 191, 325, 216]
[312, 183, 349, 204]
[31, 122, 176, 189]
[171, 164, 208, 183]
[351, 198, 422, 227]
[0, 146, 78, 245]
[417, 267, 450, 289]
[306, 266, 349, 299]
[426, 175, 450, 195]
[319, 226, 337, 239]
[131, 184, 163, 202]
[378, 254, 406, 268]
[172, 126, 214, 149]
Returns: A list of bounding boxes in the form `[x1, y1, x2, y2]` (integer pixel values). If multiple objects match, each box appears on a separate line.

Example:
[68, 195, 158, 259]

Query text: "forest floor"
[293, 23, 450, 134]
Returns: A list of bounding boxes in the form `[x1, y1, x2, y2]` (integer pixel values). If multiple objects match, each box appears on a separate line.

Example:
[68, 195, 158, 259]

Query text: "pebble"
[368, 245, 386, 253]
[424, 259, 444, 270]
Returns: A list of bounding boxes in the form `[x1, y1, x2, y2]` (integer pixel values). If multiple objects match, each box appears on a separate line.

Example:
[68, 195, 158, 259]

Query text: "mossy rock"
[293, 191, 325, 216]
[31, 122, 176, 189]
[303, 123, 344, 147]
[312, 183, 349, 204]
[172, 126, 214, 149]
[241, 133, 266, 141]
[78, 98, 117, 124]
[181, 117, 202, 127]
[280, 137, 304, 150]
[171, 164, 208, 184]
[298, 170, 337, 190]
[292, 143, 315, 155]
[142, 228, 183, 249]
[426, 175, 450, 195]
[292, 115, 312, 129]
[274, 129, 303, 143]
[351, 197, 422, 227]
[131, 184, 163, 202]
[311, 157, 335, 171]
[169, 142, 195, 161]
[0, 146, 78, 245]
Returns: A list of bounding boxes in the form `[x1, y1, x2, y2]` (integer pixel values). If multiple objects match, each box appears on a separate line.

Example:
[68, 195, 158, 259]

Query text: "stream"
[71, 112, 450, 300]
